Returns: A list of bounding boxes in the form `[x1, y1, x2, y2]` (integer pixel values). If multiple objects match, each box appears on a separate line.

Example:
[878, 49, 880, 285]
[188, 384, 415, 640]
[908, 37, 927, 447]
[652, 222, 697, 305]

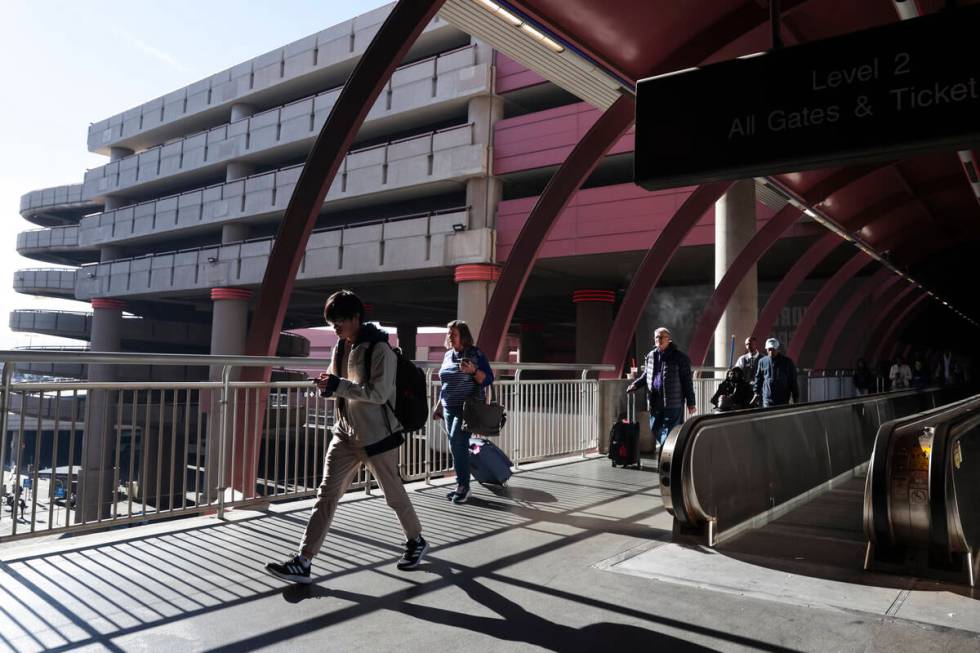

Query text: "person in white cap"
[752, 337, 799, 407]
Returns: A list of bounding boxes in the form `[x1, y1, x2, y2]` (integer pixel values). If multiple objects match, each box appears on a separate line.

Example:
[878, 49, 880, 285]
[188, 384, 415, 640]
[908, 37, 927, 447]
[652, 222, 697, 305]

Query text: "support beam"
[752, 233, 840, 343]
[866, 285, 919, 362]
[477, 94, 634, 360]
[813, 268, 896, 369]
[786, 252, 874, 364]
[235, 0, 446, 493]
[600, 182, 733, 379]
[688, 165, 886, 366]
[244, 0, 447, 365]
[871, 293, 928, 362]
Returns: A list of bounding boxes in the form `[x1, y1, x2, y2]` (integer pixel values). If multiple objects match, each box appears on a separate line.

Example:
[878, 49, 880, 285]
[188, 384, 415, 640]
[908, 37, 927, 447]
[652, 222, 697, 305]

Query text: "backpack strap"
[364, 340, 397, 435]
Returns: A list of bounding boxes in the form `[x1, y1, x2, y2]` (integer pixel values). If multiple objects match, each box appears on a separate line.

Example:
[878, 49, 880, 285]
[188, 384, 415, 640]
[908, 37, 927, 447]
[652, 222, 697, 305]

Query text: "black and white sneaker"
[397, 535, 429, 570]
[265, 555, 312, 584]
[451, 485, 471, 504]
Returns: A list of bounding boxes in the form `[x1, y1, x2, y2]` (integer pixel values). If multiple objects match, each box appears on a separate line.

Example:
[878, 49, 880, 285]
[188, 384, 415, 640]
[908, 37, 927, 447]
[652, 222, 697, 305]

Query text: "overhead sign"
[635, 6, 980, 191]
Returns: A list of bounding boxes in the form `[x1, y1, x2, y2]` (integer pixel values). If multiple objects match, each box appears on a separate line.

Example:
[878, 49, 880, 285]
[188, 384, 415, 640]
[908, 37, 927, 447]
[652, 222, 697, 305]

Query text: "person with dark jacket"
[711, 367, 754, 411]
[265, 290, 427, 584]
[853, 358, 874, 395]
[753, 337, 799, 407]
[627, 327, 696, 449]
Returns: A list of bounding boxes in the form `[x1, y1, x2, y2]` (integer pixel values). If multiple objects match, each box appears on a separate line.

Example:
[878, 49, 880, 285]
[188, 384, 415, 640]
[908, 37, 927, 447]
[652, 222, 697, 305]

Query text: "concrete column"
[221, 222, 251, 243]
[519, 323, 545, 363]
[714, 180, 758, 371]
[109, 147, 134, 162]
[573, 290, 615, 363]
[397, 323, 418, 359]
[454, 264, 499, 341]
[102, 196, 127, 211]
[465, 177, 503, 230]
[226, 161, 256, 182]
[78, 298, 125, 522]
[205, 288, 252, 501]
[230, 103, 255, 122]
[99, 245, 125, 262]
[467, 95, 504, 146]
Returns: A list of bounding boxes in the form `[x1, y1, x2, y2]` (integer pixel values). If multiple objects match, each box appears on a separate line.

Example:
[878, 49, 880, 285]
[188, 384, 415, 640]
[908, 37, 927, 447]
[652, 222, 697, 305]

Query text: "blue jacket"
[754, 354, 799, 407]
[633, 343, 696, 411]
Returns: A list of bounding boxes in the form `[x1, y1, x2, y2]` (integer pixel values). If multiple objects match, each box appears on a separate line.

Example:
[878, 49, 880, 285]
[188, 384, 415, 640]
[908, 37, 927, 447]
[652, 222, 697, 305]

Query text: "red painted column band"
[211, 288, 253, 302]
[91, 298, 126, 310]
[454, 264, 501, 283]
[572, 290, 615, 304]
[871, 293, 928, 362]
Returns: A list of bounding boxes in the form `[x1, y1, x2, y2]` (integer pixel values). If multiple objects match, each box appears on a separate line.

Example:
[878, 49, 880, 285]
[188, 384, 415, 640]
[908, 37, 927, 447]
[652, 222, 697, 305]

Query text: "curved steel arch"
[872, 293, 928, 362]
[839, 278, 912, 364]
[866, 284, 919, 362]
[243, 0, 446, 364]
[599, 182, 733, 379]
[477, 94, 634, 359]
[232, 0, 446, 492]
[812, 268, 895, 369]
[752, 233, 840, 342]
[687, 164, 886, 366]
[786, 252, 875, 363]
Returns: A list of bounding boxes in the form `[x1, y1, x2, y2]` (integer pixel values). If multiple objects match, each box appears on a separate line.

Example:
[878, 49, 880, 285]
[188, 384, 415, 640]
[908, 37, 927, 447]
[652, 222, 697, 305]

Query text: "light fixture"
[452, 223, 466, 232]
[474, 0, 563, 50]
[207, 256, 218, 264]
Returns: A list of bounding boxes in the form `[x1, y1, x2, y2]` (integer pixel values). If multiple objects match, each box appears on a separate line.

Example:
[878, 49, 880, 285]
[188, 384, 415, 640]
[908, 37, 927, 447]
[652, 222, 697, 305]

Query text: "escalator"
[660, 386, 979, 586]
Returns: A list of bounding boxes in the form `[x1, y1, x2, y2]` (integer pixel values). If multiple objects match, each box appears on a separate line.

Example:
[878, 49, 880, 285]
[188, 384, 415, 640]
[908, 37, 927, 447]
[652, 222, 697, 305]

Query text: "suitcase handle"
[626, 386, 636, 422]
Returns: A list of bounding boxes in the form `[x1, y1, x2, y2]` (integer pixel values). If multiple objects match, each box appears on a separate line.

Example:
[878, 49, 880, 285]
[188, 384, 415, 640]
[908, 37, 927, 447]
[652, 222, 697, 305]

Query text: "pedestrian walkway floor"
[0, 455, 977, 652]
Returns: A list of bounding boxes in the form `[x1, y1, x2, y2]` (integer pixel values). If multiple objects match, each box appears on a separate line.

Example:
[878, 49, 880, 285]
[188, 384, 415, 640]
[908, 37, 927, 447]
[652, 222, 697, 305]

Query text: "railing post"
[0, 362, 14, 495]
[512, 369, 521, 470]
[217, 364, 232, 519]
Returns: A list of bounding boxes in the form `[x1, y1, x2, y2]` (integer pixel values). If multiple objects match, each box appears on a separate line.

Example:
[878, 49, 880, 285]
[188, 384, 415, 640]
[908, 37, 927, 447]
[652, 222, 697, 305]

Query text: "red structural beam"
[752, 233, 840, 342]
[812, 268, 896, 369]
[243, 0, 446, 366]
[786, 252, 875, 363]
[477, 93, 634, 360]
[232, 0, 446, 493]
[599, 181, 733, 379]
[687, 165, 886, 367]
[871, 293, 928, 362]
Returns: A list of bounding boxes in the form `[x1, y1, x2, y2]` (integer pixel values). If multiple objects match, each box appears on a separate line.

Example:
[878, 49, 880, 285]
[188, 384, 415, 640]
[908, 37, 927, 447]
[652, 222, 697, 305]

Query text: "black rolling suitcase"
[469, 437, 513, 486]
[609, 391, 641, 469]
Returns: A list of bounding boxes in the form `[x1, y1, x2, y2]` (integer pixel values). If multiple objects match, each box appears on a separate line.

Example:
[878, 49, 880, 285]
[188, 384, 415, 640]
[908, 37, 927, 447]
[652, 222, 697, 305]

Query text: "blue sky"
[0, 0, 388, 348]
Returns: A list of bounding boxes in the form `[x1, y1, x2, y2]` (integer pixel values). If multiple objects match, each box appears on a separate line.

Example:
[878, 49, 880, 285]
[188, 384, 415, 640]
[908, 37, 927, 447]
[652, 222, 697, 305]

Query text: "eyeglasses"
[654, 335, 670, 340]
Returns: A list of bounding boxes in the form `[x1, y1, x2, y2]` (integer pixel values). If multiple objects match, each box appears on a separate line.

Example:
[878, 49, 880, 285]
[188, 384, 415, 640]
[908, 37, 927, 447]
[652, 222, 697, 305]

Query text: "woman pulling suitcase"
[433, 320, 495, 504]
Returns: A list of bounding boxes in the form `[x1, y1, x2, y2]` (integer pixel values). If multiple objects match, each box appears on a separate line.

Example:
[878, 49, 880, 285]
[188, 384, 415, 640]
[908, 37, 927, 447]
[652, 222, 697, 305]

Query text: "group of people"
[265, 290, 493, 585]
[625, 330, 799, 452]
[853, 349, 968, 394]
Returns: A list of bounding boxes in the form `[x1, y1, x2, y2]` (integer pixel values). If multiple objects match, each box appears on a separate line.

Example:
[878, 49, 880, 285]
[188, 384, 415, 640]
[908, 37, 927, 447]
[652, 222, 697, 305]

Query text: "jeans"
[444, 406, 471, 490]
[648, 406, 684, 447]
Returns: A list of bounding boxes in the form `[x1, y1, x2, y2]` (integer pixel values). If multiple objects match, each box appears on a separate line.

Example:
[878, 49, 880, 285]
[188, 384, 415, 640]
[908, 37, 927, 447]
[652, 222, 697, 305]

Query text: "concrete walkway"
[0, 455, 978, 652]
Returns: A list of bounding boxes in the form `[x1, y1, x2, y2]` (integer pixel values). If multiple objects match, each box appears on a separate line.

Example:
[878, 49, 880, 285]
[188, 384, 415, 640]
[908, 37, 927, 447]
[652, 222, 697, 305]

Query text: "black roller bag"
[609, 391, 641, 469]
[469, 438, 513, 486]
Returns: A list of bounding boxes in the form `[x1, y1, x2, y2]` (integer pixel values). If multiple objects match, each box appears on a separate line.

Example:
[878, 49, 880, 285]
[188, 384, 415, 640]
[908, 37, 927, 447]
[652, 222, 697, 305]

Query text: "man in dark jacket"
[753, 337, 800, 407]
[627, 327, 696, 449]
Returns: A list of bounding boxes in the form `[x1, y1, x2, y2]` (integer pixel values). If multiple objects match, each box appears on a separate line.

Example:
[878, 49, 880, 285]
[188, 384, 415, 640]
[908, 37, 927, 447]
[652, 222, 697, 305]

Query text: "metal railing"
[0, 351, 609, 543]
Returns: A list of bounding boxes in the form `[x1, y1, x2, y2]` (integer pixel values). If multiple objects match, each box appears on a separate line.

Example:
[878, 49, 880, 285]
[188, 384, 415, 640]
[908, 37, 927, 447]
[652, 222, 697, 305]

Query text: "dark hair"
[446, 320, 474, 349]
[323, 289, 364, 324]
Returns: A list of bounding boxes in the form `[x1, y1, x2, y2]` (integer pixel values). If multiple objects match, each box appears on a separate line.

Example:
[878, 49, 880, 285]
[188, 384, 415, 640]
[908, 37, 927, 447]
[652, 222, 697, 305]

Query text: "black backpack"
[365, 341, 429, 432]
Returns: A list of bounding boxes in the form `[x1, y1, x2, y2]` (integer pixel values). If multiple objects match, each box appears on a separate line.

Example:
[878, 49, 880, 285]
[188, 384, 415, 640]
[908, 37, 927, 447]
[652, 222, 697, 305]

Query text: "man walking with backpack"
[265, 290, 427, 584]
